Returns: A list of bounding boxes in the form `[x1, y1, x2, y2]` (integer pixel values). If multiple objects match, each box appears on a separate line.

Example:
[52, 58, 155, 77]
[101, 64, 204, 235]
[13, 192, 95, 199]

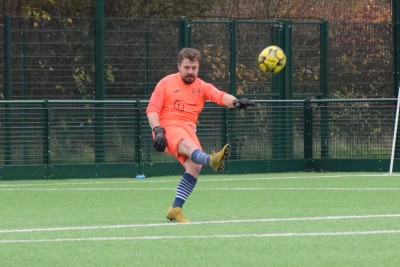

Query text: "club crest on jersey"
[192, 88, 200, 96]
[174, 100, 185, 111]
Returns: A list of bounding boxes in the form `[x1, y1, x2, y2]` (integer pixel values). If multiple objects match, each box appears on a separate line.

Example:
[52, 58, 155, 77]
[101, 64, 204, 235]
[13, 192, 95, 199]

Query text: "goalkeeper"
[146, 48, 255, 223]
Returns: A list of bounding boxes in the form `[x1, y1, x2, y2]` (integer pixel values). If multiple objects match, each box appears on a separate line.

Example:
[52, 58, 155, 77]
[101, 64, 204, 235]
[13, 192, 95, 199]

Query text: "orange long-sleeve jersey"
[146, 72, 227, 126]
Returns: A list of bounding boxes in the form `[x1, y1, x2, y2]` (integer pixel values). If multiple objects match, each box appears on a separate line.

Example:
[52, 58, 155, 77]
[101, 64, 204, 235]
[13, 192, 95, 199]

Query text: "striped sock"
[172, 173, 198, 208]
[191, 149, 210, 165]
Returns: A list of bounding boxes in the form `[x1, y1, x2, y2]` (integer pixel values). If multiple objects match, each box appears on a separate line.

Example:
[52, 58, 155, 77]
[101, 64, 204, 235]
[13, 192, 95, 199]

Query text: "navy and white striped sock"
[191, 149, 210, 166]
[172, 173, 198, 208]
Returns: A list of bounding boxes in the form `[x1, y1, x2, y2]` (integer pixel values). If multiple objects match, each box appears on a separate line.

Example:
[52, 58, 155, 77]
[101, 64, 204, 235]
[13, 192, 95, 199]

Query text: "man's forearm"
[147, 112, 161, 129]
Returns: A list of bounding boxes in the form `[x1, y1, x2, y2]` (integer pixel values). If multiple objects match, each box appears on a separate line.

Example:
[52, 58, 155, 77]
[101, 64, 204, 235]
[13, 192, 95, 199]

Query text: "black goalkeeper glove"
[153, 126, 167, 152]
[233, 98, 256, 109]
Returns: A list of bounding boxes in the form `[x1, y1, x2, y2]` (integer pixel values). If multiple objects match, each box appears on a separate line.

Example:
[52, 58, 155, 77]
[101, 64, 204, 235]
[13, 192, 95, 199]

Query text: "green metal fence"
[0, 99, 398, 180]
[0, 16, 396, 101]
[1, 15, 399, 179]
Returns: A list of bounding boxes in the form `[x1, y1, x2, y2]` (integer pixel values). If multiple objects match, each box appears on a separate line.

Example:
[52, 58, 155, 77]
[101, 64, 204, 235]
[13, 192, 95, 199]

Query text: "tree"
[1, 0, 392, 22]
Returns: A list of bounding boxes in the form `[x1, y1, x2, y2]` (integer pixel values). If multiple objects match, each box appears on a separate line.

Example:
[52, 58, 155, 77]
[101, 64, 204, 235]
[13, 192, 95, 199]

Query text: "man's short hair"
[177, 48, 201, 64]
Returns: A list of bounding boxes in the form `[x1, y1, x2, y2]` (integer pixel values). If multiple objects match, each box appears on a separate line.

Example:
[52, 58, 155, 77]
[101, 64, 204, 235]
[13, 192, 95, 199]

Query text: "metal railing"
[0, 99, 398, 179]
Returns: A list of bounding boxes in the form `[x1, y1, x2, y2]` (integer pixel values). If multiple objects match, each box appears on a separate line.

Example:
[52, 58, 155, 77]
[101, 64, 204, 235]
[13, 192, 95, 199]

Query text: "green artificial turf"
[1, 172, 400, 267]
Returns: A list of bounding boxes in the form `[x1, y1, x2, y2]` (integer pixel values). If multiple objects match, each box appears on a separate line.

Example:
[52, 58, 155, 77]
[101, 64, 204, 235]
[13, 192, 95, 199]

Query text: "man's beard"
[182, 75, 195, 84]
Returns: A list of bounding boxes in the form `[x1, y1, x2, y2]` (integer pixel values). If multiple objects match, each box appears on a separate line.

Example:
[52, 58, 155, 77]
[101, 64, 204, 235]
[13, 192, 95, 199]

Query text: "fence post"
[320, 102, 330, 159]
[393, 0, 400, 96]
[179, 17, 191, 48]
[136, 100, 142, 175]
[270, 22, 280, 98]
[320, 20, 329, 98]
[144, 30, 150, 97]
[227, 20, 237, 157]
[393, 0, 400, 157]
[95, 0, 105, 163]
[279, 20, 292, 100]
[3, 15, 12, 164]
[21, 30, 28, 99]
[304, 100, 313, 170]
[20, 30, 30, 162]
[4, 15, 11, 100]
[43, 100, 50, 178]
[319, 20, 330, 158]
[274, 20, 293, 159]
[95, 0, 105, 100]
[229, 20, 236, 96]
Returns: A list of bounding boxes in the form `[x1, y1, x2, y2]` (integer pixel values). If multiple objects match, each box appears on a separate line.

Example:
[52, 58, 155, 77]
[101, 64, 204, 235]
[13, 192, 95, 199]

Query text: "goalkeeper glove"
[153, 126, 167, 152]
[233, 98, 256, 109]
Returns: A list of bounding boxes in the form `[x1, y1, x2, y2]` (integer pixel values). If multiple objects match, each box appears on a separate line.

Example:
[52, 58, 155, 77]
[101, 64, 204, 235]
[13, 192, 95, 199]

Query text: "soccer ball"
[258, 45, 286, 74]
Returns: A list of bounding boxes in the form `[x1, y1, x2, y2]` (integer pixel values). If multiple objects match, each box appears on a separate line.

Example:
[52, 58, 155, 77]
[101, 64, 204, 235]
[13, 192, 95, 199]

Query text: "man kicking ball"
[146, 48, 255, 222]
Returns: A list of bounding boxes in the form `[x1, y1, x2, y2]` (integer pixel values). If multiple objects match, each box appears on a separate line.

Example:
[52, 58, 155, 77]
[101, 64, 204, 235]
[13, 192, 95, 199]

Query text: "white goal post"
[389, 86, 400, 174]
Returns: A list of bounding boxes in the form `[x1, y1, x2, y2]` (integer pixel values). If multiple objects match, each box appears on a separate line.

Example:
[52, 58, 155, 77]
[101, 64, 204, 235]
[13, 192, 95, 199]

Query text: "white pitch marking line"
[0, 180, 135, 187]
[1, 229, 400, 244]
[0, 173, 395, 187]
[1, 187, 400, 191]
[1, 214, 400, 234]
[0, 188, 175, 191]
[200, 173, 400, 183]
[203, 187, 400, 191]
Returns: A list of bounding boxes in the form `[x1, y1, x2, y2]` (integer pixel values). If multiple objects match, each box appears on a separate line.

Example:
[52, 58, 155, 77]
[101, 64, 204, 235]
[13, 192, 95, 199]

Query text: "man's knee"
[178, 139, 197, 156]
[184, 160, 202, 177]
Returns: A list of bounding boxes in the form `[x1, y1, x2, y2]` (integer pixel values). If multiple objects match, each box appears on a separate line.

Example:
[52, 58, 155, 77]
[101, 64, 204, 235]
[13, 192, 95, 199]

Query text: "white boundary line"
[0, 187, 174, 191]
[203, 187, 400, 191]
[1, 229, 400, 244]
[1, 214, 400, 234]
[1, 187, 400, 191]
[0, 173, 398, 187]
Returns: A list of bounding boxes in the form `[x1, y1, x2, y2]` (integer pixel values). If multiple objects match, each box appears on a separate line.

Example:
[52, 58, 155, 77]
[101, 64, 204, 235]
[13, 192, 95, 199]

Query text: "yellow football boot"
[166, 207, 191, 223]
[209, 144, 231, 172]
